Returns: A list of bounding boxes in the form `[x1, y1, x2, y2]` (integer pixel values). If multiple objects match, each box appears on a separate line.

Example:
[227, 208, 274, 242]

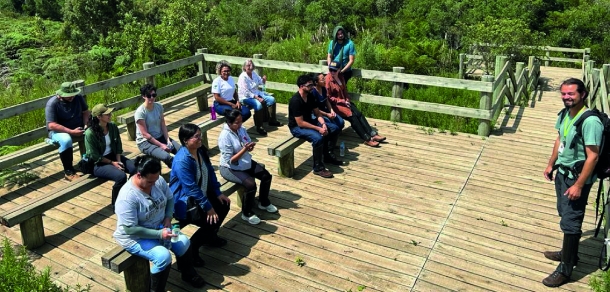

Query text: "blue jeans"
[290, 121, 339, 148]
[241, 93, 275, 111]
[214, 101, 251, 122]
[315, 115, 344, 130]
[125, 234, 191, 274]
[49, 131, 74, 153]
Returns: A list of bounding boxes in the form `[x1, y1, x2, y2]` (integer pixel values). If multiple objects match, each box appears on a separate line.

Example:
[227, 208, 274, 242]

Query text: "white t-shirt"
[212, 76, 236, 102]
[103, 133, 112, 156]
[218, 123, 252, 170]
[113, 176, 172, 248]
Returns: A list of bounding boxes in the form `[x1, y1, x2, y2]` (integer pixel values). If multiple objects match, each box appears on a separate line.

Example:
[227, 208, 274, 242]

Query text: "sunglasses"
[145, 93, 157, 99]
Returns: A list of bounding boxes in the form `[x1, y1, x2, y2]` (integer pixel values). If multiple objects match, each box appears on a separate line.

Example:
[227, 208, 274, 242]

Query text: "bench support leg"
[201, 134, 209, 150]
[124, 256, 150, 292]
[235, 187, 245, 208]
[126, 122, 136, 141]
[196, 94, 209, 111]
[20, 215, 45, 249]
[77, 140, 86, 156]
[277, 153, 295, 178]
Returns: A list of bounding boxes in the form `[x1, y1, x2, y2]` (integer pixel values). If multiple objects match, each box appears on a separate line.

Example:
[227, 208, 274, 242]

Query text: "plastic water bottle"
[339, 141, 345, 157]
[210, 105, 217, 120]
[262, 83, 266, 93]
[171, 224, 180, 243]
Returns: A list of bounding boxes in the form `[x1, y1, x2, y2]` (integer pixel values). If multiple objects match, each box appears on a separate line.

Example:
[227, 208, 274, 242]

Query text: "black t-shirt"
[288, 92, 317, 128]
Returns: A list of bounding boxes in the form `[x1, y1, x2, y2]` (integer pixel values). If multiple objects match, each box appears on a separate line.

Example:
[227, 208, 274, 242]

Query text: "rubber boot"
[59, 148, 75, 173]
[176, 246, 206, 288]
[542, 234, 580, 287]
[312, 144, 332, 178]
[253, 110, 267, 136]
[150, 265, 171, 292]
[324, 131, 342, 165]
[268, 103, 282, 126]
[111, 187, 120, 206]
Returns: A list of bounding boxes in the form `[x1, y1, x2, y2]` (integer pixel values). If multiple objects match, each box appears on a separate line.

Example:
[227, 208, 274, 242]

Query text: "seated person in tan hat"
[45, 82, 91, 181]
[85, 104, 137, 205]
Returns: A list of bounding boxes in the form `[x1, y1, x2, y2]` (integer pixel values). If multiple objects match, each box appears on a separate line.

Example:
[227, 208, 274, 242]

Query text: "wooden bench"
[267, 135, 307, 178]
[100, 181, 243, 292]
[0, 174, 107, 249]
[0, 136, 85, 171]
[116, 86, 212, 141]
[197, 116, 226, 149]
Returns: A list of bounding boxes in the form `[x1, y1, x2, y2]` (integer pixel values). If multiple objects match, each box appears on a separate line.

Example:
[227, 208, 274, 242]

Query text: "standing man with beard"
[327, 26, 356, 84]
[542, 78, 603, 287]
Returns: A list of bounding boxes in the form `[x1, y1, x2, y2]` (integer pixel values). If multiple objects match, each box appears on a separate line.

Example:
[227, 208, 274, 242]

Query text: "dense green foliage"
[0, 237, 90, 291]
[0, 0, 609, 140]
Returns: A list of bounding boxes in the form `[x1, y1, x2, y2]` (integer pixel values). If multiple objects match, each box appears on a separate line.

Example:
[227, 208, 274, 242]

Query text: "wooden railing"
[459, 45, 590, 79]
[0, 50, 211, 149]
[1, 48, 547, 155]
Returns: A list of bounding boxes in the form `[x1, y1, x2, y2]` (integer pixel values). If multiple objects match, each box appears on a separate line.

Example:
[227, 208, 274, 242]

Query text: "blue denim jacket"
[169, 146, 221, 219]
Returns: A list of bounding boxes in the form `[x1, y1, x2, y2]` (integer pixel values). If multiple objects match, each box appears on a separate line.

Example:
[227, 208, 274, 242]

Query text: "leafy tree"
[62, 0, 134, 47]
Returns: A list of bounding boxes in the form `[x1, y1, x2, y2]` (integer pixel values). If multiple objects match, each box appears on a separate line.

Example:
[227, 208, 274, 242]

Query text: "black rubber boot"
[150, 265, 171, 292]
[111, 186, 120, 206]
[267, 103, 283, 126]
[176, 246, 206, 288]
[59, 148, 75, 173]
[542, 234, 580, 287]
[253, 111, 267, 136]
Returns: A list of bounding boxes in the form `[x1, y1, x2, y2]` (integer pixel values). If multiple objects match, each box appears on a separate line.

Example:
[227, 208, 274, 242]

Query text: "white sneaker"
[241, 213, 261, 225]
[258, 203, 278, 213]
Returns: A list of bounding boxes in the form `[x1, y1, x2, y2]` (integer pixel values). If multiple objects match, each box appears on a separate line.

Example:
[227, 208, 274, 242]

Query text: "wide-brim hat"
[56, 82, 81, 97]
[92, 104, 115, 117]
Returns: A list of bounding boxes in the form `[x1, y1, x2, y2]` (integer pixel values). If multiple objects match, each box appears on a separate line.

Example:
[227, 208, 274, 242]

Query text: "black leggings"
[179, 194, 230, 248]
[344, 102, 376, 141]
[220, 160, 272, 217]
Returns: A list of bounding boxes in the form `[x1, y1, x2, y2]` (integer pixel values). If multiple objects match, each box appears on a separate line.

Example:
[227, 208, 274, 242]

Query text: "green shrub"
[0, 237, 91, 292]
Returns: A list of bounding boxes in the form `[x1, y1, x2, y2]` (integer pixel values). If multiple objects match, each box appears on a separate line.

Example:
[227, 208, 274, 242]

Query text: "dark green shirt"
[84, 123, 123, 164]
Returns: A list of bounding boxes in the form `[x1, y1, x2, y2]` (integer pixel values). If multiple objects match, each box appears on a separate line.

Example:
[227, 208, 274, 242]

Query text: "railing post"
[494, 56, 508, 105]
[143, 62, 155, 87]
[528, 56, 535, 73]
[545, 49, 550, 67]
[479, 75, 494, 136]
[603, 64, 610, 92]
[458, 53, 465, 79]
[515, 62, 524, 102]
[593, 69, 601, 109]
[391, 67, 405, 122]
[195, 48, 209, 111]
[72, 79, 87, 156]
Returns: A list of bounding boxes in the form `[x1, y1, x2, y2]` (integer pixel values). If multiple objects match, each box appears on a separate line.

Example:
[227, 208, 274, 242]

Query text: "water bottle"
[339, 141, 345, 157]
[171, 224, 180, 243]
[262, 83, 266, 93]
[210, 105, 217, 120]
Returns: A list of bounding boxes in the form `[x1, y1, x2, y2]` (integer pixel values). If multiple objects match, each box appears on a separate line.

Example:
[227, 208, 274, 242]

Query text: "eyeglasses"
[302, 83, 314, 88]
[190, 134, 202, 140]
[145, 93, 157, 99]
[221, 70, 231, 73]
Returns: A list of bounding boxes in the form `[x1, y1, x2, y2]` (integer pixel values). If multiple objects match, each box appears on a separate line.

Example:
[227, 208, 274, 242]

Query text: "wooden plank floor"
[0, 67, 600, 291]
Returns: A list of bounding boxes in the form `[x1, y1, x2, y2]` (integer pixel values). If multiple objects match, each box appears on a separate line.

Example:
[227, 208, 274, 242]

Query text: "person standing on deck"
[326, 25, 356, 84]
[542, 78, 603, 287]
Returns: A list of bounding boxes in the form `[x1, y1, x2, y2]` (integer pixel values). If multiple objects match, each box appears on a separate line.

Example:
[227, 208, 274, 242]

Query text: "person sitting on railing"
[84, 104, 137, 206]
[289, 74, 343, 179]
[325, 62, 386, 147]
[45, 82, 91, 181]
[169, 123, 231, 266]
[218, 109, 277, 225]
[237, 59, 283, 136]
[212, 60, 251, 122]
[113, 155, 206, 291]
[134, 84, 181, 168]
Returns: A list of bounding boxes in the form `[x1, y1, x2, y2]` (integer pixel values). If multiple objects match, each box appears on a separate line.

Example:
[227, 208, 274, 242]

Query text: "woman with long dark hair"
[169, 123, 231, 266]
[113, 155, 206, 291]
[84, 104, 136, 205]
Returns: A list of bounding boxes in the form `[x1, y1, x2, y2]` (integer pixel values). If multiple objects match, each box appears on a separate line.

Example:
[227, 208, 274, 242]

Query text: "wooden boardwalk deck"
[0, 67, 599, 291]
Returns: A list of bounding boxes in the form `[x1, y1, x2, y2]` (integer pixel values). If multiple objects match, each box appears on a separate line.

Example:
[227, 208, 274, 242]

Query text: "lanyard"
[563, 107, 586, 138]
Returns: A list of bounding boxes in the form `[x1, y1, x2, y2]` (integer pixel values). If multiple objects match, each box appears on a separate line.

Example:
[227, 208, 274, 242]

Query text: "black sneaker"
[256, 127, 268, 136]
